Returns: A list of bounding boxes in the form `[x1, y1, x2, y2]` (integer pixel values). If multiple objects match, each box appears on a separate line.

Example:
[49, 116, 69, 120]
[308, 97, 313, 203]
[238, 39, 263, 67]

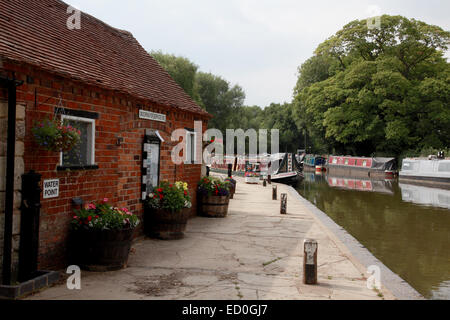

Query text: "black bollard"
[280, 193, 287, 214]
[263, 179, 267, 187]
[303, 239, 318, 285]
[206, 166, 210, 177]
[227, 164, 232, 178]
[272, 185, 277, 200]
[268, 175, 272, 184]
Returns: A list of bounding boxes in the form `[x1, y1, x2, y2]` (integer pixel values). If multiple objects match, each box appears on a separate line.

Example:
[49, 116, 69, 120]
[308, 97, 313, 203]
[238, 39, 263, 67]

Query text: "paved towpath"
[28, 175, 395, 300]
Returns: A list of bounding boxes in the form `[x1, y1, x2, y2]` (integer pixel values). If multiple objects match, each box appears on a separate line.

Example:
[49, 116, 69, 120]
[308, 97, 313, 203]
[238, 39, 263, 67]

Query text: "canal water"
[296, 172, 450, 300]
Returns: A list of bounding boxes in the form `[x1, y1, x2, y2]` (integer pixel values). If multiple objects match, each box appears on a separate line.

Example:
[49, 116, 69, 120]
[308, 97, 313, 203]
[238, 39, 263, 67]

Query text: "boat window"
[362, 160, 367, 166]
[332, 158, 337, 164]
[402, 161, 416, 171]
[438, 162, 450, 173]
[345, 159, 349, 165]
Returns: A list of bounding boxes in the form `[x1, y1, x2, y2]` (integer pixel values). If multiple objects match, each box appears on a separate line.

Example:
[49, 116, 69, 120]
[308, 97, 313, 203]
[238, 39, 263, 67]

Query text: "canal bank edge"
[287, 186, 424, 300]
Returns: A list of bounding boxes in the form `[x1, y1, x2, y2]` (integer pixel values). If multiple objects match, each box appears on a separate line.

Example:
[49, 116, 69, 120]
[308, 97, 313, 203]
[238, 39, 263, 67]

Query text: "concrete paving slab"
[28, 174, 396, 300]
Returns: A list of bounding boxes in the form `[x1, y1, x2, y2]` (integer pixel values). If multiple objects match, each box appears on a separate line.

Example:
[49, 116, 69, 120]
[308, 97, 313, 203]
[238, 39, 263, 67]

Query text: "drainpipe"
[1, 76, 23, 285]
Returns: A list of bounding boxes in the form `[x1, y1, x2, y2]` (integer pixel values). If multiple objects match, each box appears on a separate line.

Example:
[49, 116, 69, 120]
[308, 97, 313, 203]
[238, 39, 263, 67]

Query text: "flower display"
[244, 171, 260, 177]
[71, 200, 139, 231]
[146, 181, 192, 212]
[32, 117, 81, 152]
[198, 176, 231, 197]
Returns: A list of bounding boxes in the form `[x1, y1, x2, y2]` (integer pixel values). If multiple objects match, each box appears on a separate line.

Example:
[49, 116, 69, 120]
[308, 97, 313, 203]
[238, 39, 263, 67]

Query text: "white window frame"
[60, 115, 96, 166]
[185, 130, 197, 164]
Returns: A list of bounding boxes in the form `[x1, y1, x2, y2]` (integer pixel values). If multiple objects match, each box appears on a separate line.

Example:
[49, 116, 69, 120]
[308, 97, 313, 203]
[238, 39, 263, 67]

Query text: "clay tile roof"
[0, 0, 210, 117]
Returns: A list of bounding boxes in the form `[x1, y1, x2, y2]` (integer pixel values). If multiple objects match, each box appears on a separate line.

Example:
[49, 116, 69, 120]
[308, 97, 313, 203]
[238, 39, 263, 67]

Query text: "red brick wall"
[0, 60, 209, 270]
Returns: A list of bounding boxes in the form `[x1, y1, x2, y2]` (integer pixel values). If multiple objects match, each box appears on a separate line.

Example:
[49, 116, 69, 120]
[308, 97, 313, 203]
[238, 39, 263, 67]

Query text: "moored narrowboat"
[399, 158, 450, 189]
[303, 155, 327, 172]
[327, 156, 397, 179]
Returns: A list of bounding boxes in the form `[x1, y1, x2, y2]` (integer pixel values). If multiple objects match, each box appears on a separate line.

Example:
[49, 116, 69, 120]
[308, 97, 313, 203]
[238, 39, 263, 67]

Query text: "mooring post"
[263, 179, 267, 187]
[268, 175, 272, 184]
[272, 185, 277, 200]
[206, 166, 210, 177]
[303, 239, 318, 285]
[280, 193, 287, 214]
[227, 164, 232, 178]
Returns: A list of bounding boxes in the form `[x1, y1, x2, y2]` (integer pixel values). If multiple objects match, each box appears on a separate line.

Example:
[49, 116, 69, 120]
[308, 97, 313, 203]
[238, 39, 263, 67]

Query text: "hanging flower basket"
[32, 117, 81, 152]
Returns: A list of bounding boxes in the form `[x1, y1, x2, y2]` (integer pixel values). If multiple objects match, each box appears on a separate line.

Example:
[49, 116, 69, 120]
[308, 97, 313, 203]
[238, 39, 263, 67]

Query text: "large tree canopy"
[150, 50, 203, 106]
[195, 72, 246, 131]
[294, 15, 450, 156]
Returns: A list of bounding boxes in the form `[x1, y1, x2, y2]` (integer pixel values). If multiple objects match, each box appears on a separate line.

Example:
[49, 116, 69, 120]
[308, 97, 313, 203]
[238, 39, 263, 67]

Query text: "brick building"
[0, 0, 210, 275]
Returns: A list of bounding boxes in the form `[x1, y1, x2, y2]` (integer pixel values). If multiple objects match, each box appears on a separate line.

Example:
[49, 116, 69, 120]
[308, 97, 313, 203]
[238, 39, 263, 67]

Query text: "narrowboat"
[268, 153, 301, 184]
[303, 155, 327, 173]
[327, 156, 397, 179]
[210, 153, 301, 185]
[399, 158, 450, 189]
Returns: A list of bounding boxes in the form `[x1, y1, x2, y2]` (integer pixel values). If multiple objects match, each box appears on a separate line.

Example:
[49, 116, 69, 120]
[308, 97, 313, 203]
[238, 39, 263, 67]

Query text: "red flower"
[88, 216, 92, 222]
[169, 184, 173, 188]
[95, 215, 99, 219]
[184, 190, 188, 196]
[157, 188, 163, 193]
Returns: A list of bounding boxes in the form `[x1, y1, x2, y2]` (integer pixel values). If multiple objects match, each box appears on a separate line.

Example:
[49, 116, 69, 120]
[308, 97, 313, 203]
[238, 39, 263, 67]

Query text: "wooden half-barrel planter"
[68, 228, 135, 272]
[199, 195, 230, 218]
[144, 207, 191, 240]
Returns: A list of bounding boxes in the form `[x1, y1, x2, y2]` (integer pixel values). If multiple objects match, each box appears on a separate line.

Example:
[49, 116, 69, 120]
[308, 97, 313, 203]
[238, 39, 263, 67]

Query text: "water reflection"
[296, 174, 450, 300]
[327, 176, 394, 195]
[400, 183, 450, 209]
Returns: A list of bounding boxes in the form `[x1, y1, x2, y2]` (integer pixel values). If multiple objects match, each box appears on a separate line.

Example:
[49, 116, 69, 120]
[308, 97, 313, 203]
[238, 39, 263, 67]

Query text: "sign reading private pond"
[43, 179, 60, 199]
[139, 110, 166, 123]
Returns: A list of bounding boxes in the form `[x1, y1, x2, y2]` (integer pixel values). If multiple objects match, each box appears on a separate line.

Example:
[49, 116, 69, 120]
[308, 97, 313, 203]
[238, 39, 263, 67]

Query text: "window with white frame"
[185, 130, 196, 164]
[60, 115, 96, 167]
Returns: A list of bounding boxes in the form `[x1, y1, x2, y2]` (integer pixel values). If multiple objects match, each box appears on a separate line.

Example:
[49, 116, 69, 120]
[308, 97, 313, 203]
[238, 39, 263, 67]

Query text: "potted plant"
[225, 177, 237, 199]
[198, 176, 231, 218]
[144, 181, 192, 240]
[32, 117, 81, 152]
[69, 199, 140, 271]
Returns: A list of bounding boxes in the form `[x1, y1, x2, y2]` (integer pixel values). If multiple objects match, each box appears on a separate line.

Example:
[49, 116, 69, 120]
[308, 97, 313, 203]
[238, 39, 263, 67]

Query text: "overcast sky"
[70, 0, 449, 107]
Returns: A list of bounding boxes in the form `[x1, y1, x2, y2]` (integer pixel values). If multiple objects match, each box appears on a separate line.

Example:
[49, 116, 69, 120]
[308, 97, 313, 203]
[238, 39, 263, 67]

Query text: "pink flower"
[103, 198, 109, 203]
[73, 216, 78, 220]
[88, 203, 96, 210]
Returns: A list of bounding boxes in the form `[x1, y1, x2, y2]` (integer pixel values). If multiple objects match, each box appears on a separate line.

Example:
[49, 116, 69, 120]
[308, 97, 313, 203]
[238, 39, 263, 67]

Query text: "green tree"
[150, 50, 203, 105]
[195, 72, 246, 132]
[293, 15, 450, 156]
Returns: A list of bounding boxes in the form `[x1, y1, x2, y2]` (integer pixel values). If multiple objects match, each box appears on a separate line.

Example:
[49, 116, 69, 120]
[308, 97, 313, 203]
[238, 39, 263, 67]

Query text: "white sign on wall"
[43, 179, 60, 199]
[139, 110, 166, 123]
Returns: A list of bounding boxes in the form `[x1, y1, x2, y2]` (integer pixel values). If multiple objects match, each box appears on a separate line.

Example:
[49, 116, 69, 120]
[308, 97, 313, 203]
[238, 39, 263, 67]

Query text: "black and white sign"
[139, 110, 166, 122]
[43, 179, 60, 199]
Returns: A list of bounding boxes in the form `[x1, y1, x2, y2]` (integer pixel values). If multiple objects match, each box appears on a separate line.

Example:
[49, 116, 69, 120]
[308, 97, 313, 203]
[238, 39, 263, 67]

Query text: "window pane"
[63, 120, 89, 166]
